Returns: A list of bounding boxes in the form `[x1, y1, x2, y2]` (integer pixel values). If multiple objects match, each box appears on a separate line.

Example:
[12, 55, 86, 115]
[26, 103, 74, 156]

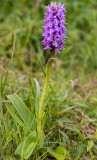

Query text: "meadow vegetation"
[0, 0, 97, 159]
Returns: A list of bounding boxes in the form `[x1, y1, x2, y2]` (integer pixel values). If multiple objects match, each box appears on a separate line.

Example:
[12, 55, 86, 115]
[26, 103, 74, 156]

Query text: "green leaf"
[63, 89, 68, 100]
[60, 130, 70, 145]
[47, 146, 69, 160]
[34, 78, 41, 100]
[75, 143, 85, 160]
[34, 78, 41, 118]
[72, 102, 88, 108]
[24, 141, 37, 159]
[57, 118, 76, 127]
[57, 106, 77, 115]
[8, 93, 33, 126]
[93, 145, 97, 151]
[58, 102, 88, 115]
[67, 127, 85, 141]
[87, 140, 94, 152]
[94, 129, 97, 139]
[15, 131, 37, 159]
[38, 130, 45, 147]
[6, 104, 26, 129]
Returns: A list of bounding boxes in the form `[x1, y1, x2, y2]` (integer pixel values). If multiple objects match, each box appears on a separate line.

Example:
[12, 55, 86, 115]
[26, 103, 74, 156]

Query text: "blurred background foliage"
[0, 0, 97, 159]
[0, 0, 97, 71]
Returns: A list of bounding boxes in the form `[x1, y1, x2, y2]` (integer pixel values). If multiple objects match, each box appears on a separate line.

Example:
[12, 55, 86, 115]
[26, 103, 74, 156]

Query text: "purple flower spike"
[42, 2, 67, 55]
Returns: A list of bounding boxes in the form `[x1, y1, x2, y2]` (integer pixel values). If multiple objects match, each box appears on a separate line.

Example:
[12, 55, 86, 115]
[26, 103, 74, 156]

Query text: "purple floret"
[42, 2, 67, 55]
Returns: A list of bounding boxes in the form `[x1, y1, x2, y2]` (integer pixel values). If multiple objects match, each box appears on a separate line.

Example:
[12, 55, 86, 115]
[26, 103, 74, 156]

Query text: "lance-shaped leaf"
[8, 93, 33, 126]
[34, 78, 41, 118]
[15, 131, 38, 159]
[47, 146, 69, 160]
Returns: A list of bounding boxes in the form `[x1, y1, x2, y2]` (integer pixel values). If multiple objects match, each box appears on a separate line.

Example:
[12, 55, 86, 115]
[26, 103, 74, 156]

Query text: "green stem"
[37, 58, 53, 135]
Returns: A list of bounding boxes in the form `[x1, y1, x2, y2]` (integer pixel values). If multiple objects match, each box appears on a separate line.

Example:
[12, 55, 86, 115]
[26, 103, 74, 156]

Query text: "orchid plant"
[7, 2, 67, 159]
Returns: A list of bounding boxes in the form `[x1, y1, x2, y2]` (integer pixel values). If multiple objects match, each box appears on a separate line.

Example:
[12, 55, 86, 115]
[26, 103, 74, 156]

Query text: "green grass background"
[0, 0, 97, 159]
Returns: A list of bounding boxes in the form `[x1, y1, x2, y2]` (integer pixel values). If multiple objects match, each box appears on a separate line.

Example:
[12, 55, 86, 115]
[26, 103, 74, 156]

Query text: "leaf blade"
[8, 93, 33, 126]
